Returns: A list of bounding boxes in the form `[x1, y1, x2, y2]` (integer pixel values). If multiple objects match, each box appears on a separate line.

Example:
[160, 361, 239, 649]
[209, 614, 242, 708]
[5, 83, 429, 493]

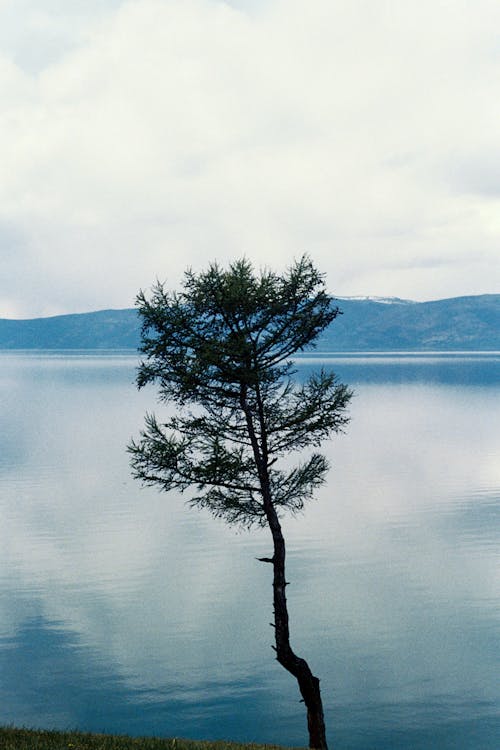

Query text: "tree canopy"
[130, 255, 351, 527]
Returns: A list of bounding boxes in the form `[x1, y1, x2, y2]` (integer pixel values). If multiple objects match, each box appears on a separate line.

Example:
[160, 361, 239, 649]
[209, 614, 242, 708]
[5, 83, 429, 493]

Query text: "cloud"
[446, 151, 500, 197]
[0, 0, 125, 73]
[0, 0, 500, 316]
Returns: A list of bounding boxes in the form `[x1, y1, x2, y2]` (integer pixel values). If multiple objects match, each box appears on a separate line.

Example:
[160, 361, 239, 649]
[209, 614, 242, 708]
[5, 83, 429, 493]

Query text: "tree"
[128, 256, 352, 749]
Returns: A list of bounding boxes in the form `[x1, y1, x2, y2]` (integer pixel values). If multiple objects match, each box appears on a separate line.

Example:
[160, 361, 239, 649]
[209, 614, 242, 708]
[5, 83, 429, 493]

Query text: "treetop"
[129, 254, 352, 528]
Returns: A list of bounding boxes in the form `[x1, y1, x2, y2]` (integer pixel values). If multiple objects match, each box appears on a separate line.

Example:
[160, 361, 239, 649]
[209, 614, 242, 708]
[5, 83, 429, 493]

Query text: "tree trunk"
[239, 386, 328, 748]
[266, 504, 329, 750]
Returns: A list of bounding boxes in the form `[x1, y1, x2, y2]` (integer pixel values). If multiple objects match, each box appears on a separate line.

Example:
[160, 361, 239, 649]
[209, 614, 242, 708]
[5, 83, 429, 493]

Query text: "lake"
[0, 351, 499, 749]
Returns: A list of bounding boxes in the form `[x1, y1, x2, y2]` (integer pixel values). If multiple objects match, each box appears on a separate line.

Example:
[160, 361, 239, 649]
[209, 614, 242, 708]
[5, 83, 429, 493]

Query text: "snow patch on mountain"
[335, 295, 417, 305]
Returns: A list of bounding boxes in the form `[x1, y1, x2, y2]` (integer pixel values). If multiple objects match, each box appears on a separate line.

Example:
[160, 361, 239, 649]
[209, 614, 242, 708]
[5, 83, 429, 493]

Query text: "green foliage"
[129, 256, 352, 528]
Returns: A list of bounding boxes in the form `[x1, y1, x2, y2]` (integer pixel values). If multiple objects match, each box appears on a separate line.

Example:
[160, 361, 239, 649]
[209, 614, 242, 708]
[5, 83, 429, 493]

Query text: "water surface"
[0, 352, 499, 749]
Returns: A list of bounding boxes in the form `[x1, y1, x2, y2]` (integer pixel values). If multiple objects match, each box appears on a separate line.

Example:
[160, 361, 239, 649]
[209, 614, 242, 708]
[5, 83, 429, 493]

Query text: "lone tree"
[128, 256, 352, 750]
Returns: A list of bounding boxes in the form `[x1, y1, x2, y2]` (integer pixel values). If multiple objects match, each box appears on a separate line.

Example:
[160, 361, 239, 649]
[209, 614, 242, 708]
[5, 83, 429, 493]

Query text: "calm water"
[0, 352, 499, 749]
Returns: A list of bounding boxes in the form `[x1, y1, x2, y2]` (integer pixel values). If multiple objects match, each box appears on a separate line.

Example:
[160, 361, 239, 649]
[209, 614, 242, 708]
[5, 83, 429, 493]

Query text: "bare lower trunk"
[240, 386, 328, 749]
[266, 505, 328, 750]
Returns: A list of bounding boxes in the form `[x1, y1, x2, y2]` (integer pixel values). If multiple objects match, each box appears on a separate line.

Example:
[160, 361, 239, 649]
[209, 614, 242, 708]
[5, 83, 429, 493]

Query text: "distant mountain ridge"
[318, 294, 500, 351]
[0, 309, 140, 350]
[0, 295, 499, 351]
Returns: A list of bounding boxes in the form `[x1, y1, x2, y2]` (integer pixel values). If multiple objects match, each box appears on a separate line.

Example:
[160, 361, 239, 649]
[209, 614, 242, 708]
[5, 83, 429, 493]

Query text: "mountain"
[317, 294, 500, 351]
[0, 295, 499, 351]
[0, 309, 140, 350]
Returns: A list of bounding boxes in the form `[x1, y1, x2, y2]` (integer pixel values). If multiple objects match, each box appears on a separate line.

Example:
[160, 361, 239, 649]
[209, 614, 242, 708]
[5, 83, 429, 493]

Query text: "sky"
[1, 0, 499, 319]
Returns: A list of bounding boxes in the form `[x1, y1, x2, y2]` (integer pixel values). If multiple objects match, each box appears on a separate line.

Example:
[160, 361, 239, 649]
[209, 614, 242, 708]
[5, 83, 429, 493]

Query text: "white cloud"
[0, 0, 499, 316]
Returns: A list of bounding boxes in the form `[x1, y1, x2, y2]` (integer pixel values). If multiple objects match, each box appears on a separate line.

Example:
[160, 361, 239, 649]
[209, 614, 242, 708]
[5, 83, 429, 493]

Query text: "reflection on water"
[0, 352, 499, 749]
[297, 351, 500, 386]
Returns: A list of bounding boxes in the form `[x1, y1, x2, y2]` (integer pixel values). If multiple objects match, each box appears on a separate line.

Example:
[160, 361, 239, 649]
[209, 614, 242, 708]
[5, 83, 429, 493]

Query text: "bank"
[0, 727, 298, 750]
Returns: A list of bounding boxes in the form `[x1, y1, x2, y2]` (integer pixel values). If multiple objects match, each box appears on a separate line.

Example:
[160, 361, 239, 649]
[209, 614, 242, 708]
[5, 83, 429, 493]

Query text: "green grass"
[0, 727, 298, 750]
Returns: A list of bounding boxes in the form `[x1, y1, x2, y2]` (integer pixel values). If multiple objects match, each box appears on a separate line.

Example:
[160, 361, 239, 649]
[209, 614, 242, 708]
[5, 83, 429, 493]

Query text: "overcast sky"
[1, 0, 499, 318]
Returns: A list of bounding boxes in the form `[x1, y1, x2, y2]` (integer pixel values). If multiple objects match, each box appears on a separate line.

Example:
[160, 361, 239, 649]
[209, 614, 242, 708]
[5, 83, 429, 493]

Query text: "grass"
[0, 728, 297, 750]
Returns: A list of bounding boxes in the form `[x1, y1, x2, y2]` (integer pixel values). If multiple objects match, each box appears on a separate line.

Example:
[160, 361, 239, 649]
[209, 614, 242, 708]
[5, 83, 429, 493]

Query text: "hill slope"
[0, 309, 140, 349]
[0, 295, 499, 351]
[317, 294, 500, 351]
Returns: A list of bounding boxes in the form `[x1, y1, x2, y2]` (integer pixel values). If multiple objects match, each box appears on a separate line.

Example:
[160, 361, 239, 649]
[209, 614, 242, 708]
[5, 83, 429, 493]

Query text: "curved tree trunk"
[266, 503, 329, 750]
[240, 385, 329, 749]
